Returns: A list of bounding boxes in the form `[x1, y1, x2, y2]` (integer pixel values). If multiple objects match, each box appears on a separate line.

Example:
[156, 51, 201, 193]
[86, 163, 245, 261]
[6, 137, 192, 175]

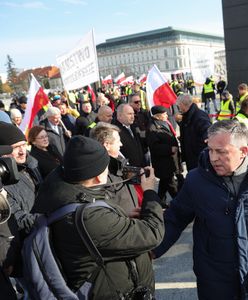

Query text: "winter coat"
[154, 149, 248, 299]
[30, 145, 62, 179]
[5, 155, 42, 235]
[146, 118, 180, 179]
[2, 155, 42, 277]
[39, 118, 67, 156]
[179, 103, 211, 170]
[113, 120, 145, 167]
[33, 167, 164, 300]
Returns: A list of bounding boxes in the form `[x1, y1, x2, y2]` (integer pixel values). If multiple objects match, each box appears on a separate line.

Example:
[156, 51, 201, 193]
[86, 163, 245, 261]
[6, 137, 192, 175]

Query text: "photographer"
[33, 136, 164, 299]
[0, 145, 18, 299]
[0, 122, 42, 236]
[90, 122, 139, 215]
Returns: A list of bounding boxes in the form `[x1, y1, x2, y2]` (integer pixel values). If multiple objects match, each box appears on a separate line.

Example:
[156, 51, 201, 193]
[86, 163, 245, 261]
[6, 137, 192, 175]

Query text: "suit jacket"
[113, 120, 145, 167]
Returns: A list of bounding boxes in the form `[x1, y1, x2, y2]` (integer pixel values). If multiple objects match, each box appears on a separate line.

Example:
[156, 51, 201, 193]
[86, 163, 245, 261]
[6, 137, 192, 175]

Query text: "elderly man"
[0, 122, 42, 285]
[113, 104, 145, 167]
[97, 105, 113, 123]
[177, 93, 211, 171]
[40, 107, 69, 156]
[91, 122, 139, 214]
[153, 120, 248, 300]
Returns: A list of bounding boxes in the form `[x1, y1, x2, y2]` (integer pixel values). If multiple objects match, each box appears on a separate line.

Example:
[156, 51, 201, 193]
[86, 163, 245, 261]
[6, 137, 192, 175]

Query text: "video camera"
[122, 160, 150, 185]
[0, 146, 20, 224]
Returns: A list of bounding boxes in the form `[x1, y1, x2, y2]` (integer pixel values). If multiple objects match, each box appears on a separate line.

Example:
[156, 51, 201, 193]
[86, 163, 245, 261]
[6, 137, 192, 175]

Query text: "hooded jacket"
[154, 149, 248, 299]
[33, 167, 164, 299]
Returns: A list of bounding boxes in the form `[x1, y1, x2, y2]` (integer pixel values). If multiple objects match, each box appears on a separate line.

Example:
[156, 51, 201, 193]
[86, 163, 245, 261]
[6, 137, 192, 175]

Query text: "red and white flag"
[20, 73, 50, 135]
[87, 85, 96, 102]
[138, 73, 147, 83]
[120, 76, 134, 86]
[146, 65, 176, 109]
[114, 72, 125, 84]
[102, 74, 113, 85]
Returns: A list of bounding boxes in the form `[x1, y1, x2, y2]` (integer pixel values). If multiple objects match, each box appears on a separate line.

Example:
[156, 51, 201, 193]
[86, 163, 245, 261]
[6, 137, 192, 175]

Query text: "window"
[165, 61, 169, 70]
[164, 49, 168, 57]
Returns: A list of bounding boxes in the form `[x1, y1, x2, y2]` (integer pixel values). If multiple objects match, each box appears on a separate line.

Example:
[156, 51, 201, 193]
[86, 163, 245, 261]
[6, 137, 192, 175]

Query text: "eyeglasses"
[36, 135, 48, 140]
[133, 101, 141, 104]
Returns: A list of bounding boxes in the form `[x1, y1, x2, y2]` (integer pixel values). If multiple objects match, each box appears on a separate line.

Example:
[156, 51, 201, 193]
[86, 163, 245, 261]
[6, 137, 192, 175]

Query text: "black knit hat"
[63, 135, 110, 182]
[151, 105, 167, 115]
[0, 122, 26, 145]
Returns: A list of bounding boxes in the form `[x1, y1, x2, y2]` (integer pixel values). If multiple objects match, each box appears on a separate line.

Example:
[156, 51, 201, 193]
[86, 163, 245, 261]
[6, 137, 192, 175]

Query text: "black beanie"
[63, 135, 110, 182]
[0, 122, 26, 145]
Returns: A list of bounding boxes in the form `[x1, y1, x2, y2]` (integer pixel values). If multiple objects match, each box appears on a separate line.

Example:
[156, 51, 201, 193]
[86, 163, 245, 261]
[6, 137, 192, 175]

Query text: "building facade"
[222, 0, 248, 95]
[97, 27, 225, 82]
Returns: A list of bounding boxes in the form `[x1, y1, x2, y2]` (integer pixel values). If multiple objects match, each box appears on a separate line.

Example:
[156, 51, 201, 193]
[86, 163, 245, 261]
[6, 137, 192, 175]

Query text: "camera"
[0, 157, 20, 224]
[0, 157, 20, 188]
[122, 164, 150, 185]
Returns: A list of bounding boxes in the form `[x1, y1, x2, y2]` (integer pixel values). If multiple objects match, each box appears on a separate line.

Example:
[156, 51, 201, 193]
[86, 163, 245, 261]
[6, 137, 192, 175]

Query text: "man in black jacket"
[177, 94, 211, 171]
[91, 122, 139, 214]
[0, 122, 42, 293]
[147, 105, 183, 207]
[114, 104, 145, 167]
[33, 135, 164, 299]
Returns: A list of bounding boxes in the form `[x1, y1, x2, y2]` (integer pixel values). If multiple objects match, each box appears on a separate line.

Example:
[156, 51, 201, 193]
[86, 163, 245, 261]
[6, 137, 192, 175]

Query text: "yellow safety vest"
[236, 92, 248, 110]
[235, 113, 248, 128]
[203, 82, 214, 94]
[218, 100, 232, 120]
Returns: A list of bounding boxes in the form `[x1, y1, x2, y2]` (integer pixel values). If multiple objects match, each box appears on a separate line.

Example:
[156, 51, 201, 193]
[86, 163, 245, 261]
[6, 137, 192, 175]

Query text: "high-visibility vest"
[218, 100, 232, 120]
[87, 121, 97, 129]
[235, 113, 248, 128]
[236, 92, 248, 110]
[203, 82, 214, 94]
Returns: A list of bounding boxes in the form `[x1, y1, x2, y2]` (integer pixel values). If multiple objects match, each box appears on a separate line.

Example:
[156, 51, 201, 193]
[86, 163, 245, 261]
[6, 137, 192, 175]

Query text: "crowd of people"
[1, 77, 248, 299]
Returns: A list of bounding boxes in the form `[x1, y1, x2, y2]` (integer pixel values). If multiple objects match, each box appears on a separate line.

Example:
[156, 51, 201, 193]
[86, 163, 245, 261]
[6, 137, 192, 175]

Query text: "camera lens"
[0, 193, 11, 224]
[0, 162, 9, 183]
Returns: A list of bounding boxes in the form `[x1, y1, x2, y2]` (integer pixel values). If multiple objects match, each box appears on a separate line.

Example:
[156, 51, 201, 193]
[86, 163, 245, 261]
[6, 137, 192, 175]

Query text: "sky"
[0, 0, 224, 75]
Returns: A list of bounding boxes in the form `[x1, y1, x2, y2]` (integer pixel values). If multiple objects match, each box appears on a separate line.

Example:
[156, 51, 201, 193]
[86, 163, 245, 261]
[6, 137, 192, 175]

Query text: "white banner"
[189, 47, 214, 84]
[56, 29, 99, 90]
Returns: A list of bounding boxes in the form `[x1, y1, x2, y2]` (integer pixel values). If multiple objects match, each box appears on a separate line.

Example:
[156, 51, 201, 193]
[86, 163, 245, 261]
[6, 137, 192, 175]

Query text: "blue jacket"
[154, 149, 248, 299]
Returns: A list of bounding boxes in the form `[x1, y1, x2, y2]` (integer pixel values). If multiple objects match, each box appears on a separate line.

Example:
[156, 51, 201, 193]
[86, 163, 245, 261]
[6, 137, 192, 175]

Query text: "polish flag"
[120, 76, 134, 86]
[114, 72, 125, 84]
[87, 85, 96, 102]
[138, 73, 147, 83]
[102, 74, 113, 85]
[146, 65, 177, 109]
[20, 73, 50, 135]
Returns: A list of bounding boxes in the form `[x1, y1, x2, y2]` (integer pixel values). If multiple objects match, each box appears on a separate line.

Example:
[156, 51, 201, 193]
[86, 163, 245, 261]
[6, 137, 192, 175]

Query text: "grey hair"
[90, 122, 120, 145]
[176, 93, 193, 107]
[208, 119, 248, 147]
[44, 106, 61, 118]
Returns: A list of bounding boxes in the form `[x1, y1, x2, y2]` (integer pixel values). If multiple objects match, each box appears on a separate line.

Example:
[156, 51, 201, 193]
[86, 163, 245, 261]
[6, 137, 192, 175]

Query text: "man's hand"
[128, 207, 141, 219]
[140, 166, 156, 192]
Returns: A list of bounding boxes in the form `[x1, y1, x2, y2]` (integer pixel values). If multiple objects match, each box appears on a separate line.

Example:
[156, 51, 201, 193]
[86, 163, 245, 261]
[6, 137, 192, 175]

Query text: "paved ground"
[153, 223, 198, 300]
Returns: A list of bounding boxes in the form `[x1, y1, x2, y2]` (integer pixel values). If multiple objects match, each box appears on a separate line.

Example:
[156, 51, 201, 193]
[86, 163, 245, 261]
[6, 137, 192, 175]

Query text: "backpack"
[21, 201, 114, 300]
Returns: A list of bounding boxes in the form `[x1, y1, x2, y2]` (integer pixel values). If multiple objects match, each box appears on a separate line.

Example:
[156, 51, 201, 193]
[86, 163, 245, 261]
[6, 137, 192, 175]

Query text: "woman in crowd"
[28, 125, 63, 178]
[10, 108, 22, 127]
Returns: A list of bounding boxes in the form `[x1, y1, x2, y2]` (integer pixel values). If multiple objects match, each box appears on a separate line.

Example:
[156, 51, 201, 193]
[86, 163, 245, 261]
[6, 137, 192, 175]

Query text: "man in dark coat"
[0, 145, 18, 299]
[0, 122, 42, 282]
[147, 105, 183, 208]
[128, 93, 150, 164]
[177, 94, 211, 171]
[33, 135, 164, 299]
[40, 106, 68, 156]
[153, 120, 248, 300]
[113, 104, 145, 167]
[90, 122, 139, 215]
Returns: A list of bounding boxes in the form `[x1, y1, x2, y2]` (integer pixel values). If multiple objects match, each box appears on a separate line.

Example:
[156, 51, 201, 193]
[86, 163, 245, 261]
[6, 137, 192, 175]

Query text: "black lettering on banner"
[63, 62, 95, 86]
